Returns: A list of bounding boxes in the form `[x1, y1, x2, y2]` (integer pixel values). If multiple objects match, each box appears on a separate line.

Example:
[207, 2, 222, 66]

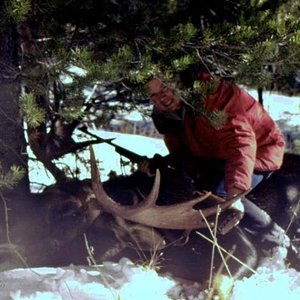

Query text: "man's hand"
[138, 159, 156, 177]
[227, 187, 245, 213]
[227, 187, 245, 200]
[138, 154, 167, 176]
[217, 188, 246, 235]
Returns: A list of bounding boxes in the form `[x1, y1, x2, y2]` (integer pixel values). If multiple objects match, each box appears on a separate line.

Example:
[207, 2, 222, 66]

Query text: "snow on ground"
[247, 89, 300, 127]
[3, 91, 300, 299]
[0, 258, 179, 300]
[231, 266, 300, 300]
[1, 256, 300, 299]
[28, 129, 169, 191]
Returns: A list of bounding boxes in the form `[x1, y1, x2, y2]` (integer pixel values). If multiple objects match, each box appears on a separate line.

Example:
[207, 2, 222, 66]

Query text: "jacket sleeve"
[206, 81, 260, 192]
[219, 115, 257, 192]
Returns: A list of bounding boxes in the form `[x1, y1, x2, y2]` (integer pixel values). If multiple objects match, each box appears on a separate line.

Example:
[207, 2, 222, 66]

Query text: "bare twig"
[286, 197, 300, 234]
[0, 191, 30, 269]
[208, 206, 221, 290]
[199, 209, 232, 278]
[83, 233, 98, 266]
[195, 230, 257, 274]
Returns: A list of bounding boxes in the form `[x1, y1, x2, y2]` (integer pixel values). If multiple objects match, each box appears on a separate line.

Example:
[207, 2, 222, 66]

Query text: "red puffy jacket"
[162, 74, 285, 192]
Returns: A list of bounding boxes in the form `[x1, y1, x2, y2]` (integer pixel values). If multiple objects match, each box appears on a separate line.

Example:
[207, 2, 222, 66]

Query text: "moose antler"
[90, 146, 242, 230]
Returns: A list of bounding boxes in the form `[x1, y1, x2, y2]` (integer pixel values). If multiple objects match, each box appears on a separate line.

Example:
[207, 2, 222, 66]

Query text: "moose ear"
[121, 222, 166, 251]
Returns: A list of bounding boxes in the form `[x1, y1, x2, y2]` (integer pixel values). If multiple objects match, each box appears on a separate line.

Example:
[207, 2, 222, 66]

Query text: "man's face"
[147, 78, 182, 112]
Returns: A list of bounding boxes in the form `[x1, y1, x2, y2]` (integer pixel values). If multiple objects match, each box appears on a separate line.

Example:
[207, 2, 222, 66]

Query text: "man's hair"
[177, 64, 210, 88]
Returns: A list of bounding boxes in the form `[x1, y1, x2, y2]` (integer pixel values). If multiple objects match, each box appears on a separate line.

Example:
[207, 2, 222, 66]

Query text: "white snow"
[28, 130, 169, 191]
[247, 89, 300, 125]
[0, 258, 184, 300]
[231, 267, 300, 300]
[1, 257, 300, 299]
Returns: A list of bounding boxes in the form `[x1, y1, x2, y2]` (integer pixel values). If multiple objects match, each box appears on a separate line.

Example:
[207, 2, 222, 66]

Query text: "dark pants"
[194, 168, 290, 250]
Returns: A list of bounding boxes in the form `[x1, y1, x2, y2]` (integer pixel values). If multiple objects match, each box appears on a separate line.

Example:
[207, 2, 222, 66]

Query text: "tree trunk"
[0, 23, 29, 193]
[257, 87, 264, 106]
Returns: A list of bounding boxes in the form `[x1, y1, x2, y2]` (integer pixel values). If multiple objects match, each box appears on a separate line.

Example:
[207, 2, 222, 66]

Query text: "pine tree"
[1, 0, 300, 187]
[0, 2, 30, 193]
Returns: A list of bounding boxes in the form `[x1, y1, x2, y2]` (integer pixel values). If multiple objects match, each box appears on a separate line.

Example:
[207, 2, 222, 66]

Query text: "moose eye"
[71, 210, 83, 218]
[49, 202, 82, 222]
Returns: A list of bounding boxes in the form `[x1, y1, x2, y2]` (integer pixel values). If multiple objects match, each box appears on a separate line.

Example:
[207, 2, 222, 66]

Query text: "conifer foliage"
[0, 0, 300, 186]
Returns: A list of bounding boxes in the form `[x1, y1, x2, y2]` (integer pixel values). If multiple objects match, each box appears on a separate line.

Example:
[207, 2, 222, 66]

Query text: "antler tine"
[90, 145, 125, 214]
[90, 145, 100, 183]
[138, 169, 161, 209]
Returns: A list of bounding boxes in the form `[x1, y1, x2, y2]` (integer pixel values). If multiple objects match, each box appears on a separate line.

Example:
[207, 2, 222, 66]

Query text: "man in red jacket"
[140, 67, 291, 263]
